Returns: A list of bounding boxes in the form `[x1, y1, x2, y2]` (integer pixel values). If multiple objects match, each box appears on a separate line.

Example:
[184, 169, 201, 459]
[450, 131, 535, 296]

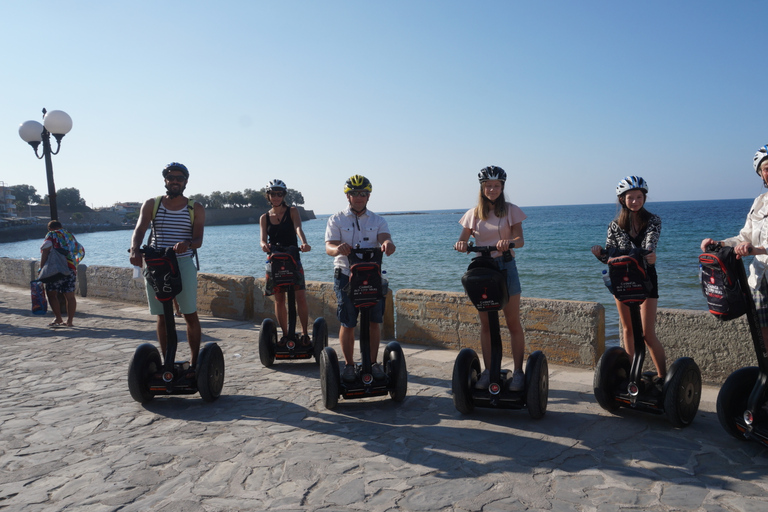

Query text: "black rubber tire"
[312, 317, 328, 364]
[127, 343, 161, 404]
[320, 347, 340, 410]
[452, 348, 480, 414]
[593, 346, 630, 413]
[716, 366, 759, 440]
[664, 357, 701, 428]
[197, 343, 225, 402]
[383, 342, 408, 402]
[259, 318, 277, 367]
[525, 351, 549, 420]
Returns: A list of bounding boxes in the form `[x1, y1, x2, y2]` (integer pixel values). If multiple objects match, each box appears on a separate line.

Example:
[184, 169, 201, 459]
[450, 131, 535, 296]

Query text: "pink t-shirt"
[459, 202, 527, 257]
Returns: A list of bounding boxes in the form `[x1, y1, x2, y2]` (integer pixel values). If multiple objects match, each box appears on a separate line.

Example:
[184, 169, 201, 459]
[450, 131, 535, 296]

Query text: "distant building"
[0, 182, 18, 219]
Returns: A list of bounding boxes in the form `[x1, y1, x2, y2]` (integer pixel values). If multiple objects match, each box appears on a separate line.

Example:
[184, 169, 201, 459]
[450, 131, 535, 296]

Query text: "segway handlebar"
[462, 242, 514, 260]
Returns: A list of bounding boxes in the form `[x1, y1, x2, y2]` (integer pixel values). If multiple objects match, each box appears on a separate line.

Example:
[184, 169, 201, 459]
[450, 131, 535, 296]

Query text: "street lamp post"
[18, 108, 73, 221]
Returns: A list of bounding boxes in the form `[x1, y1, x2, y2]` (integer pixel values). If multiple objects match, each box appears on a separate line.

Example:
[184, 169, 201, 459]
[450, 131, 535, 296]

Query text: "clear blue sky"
[2, 1, 766, 215]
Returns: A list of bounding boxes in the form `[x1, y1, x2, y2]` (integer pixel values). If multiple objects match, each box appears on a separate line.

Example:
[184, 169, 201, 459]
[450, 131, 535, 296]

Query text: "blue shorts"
[334, 273, 385, 328]
[146, 256, 198, 315]
[494, 256, 522, 297]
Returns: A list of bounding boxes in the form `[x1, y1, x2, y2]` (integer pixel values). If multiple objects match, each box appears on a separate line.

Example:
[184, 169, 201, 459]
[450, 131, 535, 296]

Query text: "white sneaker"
[508, 369, 525, 392]
[475, 369, 490, 389]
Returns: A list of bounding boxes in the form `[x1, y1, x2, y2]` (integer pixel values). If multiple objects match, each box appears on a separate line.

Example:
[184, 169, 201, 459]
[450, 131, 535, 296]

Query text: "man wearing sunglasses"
[129, 162, 206, 376]
[325, 174, 396, 383]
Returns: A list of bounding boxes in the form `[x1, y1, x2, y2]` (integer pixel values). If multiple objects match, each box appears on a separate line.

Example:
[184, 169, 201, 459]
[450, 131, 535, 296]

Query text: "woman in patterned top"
[591, 176, 666, 386]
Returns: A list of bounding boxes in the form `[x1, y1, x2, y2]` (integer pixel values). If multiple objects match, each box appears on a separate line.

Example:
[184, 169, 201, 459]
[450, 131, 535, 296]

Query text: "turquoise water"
[0, 198, 754, 342]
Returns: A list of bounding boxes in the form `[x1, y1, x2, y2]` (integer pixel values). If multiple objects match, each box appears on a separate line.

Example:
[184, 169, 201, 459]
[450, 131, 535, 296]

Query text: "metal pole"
[41, 127, 58, 221]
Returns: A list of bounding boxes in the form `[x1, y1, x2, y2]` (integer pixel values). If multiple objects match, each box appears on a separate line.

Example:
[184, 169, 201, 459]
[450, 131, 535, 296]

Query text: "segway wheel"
[312, 317, 328, 364]
[259, 318, 277, 367]
[383, 341, 408, 402]
[452, 348, 481, 414]
[716, 366, 759, 440]
[525, 351, 549, 419]
[127, 343, 161, 404]
[197, 342, 225, 402]
[320, 347, 340, 410]
[593, 346, 630, 413]
[663, 357, 701, 428]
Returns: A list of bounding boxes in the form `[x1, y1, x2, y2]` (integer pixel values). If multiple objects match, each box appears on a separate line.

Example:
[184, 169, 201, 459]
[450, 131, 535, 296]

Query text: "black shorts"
[647, 265, 659, 299]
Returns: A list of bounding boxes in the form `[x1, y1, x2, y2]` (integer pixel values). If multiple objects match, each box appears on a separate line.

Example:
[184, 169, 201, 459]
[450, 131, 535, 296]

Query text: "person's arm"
[259, 214, 270, 253]
[173, 201, 205, 254]
[377, 232, 395, 256]
[643, 216, 661, 265]
[454, 227, 473, 253]
[40, 246, 51, 269]
[290, 207, 311, 252]
[129, 199, 154, 266]
[326, 240, 351, 257]
[497, 222, 523, 252]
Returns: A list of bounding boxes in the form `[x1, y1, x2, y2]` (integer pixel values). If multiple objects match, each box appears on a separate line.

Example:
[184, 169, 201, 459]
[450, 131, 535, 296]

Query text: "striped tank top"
[150, 202, 193, 258]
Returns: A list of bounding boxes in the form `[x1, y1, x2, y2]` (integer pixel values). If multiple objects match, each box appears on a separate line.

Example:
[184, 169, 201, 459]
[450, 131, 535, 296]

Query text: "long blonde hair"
[475, 183, 507, 221]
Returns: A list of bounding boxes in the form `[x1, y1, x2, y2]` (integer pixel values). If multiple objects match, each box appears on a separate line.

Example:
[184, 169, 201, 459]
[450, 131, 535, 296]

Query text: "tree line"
[6, 184, 305, 213]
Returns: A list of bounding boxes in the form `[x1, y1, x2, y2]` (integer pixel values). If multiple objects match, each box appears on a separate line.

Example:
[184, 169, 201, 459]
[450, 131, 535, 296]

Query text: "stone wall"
[1, 257, 753, 384]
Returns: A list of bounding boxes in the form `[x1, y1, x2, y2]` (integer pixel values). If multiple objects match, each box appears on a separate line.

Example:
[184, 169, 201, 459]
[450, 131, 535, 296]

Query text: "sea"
[0, 198, 755, 344]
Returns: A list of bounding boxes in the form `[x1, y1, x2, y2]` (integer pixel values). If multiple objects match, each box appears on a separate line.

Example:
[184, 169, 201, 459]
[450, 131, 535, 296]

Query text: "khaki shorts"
[146, 256, 197, 315]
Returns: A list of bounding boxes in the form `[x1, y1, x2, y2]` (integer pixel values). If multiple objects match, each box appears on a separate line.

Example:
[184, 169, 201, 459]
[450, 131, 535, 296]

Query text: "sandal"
[48, 321, 65, 328]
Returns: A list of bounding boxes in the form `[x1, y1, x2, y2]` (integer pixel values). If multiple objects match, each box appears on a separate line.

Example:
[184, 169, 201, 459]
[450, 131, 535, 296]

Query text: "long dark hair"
[475, 183, 507, 221]
[616, 190, 652, 233]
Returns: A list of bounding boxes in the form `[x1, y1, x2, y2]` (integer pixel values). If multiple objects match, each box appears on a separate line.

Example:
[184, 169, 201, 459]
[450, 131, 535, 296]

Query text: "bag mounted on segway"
[268, 246, 301, 290]
[699, 245, 747, 321]
[608, 249, 651, 303]
[461, 256, 508, 311]
[142, 246, 182, 302]
[346, 250, 384, 308]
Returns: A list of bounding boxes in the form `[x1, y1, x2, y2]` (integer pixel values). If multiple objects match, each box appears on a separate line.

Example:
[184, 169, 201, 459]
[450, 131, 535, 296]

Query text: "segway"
[594, 248, 701, 427]
[319, 246, 407, 410]
[259, 244, 328, 366]
[451, 243, 548, 419]
[701, 244, 768, 445]
[128, 246, 225, 404]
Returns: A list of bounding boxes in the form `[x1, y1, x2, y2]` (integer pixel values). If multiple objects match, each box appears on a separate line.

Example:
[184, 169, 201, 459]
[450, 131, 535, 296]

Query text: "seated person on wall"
[129, 162, 205, 375]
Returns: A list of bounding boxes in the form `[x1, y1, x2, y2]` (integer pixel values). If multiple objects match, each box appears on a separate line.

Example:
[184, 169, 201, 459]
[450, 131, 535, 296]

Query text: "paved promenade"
[0, 284, 766, 511]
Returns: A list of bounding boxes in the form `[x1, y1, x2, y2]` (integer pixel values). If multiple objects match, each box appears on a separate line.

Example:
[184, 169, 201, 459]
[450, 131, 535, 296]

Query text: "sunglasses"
[165, 175, 187, 182]
[348, 191, 369, 198]
[268, 191, 286, 197]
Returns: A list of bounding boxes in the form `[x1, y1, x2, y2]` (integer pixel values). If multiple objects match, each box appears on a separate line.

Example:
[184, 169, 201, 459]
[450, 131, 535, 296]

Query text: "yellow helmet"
[344, 174, 372, 194]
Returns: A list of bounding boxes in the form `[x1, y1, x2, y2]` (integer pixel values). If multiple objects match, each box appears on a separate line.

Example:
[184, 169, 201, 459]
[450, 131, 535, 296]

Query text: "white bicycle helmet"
[267, 179, 288, 191]
[478, 166, 507, 183]
[753, 145, 768, 175]
[616, 176, 648, 196]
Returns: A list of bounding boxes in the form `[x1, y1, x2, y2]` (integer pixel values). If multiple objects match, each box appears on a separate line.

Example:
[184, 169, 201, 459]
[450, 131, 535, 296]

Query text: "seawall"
[1, 257, 750, 384]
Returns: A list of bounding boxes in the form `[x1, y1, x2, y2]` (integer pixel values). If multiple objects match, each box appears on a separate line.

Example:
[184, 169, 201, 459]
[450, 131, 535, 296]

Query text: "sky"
[1, 1, 768, 215]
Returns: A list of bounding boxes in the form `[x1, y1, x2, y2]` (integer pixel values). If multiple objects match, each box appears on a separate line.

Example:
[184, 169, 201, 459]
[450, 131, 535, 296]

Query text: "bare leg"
[615, 299, 635, 359]
[502, 294, 525, 372]
[339, 325, 356, 365]
[64, 292, 76, 326]
[641, 298, 666, 378]
[46, 289, 64, 324]
[273, 290, 288, 335]
[370, 322, 382, 363]
[478, 311, 491, 370]
[184, 312, 202, 367]
[296, 289, 309, 336]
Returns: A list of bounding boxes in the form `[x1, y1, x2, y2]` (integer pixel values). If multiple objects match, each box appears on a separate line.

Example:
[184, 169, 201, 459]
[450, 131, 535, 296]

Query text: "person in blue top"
[259, 179, 312, 344]
[325, 175, 396, 383]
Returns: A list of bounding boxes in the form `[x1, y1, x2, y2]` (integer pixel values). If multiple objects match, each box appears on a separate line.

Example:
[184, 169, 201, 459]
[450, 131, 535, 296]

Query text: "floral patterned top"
[596, 213, 661, 264]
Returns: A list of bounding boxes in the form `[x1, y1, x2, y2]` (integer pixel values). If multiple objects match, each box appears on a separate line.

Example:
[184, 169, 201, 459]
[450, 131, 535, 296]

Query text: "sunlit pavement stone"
[0, 283, 767, 511]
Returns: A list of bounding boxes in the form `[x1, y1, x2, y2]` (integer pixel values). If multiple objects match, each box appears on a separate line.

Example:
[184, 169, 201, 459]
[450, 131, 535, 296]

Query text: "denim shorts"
[494, 256, 522, 297]
[146, 256, 198, 315]
[334, 273, 385, 328]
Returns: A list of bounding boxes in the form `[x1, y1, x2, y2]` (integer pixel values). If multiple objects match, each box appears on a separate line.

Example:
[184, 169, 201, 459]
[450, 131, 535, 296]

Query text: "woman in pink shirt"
[454, 166, 527, 391]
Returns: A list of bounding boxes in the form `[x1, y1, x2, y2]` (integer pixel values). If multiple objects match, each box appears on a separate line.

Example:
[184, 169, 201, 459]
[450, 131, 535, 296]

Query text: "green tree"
[43, 187, 91, 212]
[10, 184, 41, 209]
[188, 193, 208, 208]
[71, 212, 84, 223]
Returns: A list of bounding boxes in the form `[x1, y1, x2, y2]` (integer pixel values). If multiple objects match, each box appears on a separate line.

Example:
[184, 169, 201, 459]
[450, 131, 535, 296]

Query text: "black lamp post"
[18, 108, 73, 221]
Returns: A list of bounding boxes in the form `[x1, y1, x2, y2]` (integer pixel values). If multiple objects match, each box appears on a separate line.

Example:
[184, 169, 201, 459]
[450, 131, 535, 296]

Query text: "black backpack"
[346, 250, 384, 308]
[461, 256, 508, 312]
[607, 248, 652, 304]
[268, 246, 301, 290]
[699, 245, 747, 321]
[142, 246, 182, 302]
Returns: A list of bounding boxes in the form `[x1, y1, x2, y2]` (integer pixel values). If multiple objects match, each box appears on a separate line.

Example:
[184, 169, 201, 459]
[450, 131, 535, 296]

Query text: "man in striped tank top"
[129, 163, 206, 375]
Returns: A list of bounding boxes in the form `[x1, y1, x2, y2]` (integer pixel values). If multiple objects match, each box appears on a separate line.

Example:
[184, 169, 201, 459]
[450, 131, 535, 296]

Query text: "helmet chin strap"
[350, 205, 367, 215]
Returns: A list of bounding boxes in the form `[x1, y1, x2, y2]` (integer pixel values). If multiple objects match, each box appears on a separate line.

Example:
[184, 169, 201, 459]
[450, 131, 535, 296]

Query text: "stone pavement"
[0, 284, 766, 512]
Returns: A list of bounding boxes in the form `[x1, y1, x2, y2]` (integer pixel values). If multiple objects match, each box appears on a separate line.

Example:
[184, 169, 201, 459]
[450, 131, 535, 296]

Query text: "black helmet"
[162, 162, 189, 178]
[478, 166, 507, 183]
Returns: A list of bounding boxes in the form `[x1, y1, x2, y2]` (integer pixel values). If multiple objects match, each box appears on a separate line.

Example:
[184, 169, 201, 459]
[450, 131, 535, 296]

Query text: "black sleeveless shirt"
[267, 207, 298, 247]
